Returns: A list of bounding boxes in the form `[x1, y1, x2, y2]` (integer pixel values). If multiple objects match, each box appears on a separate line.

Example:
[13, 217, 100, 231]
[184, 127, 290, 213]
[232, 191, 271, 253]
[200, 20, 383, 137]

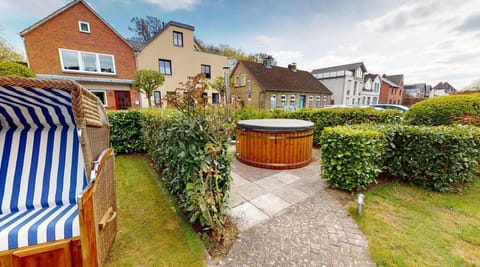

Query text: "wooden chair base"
[0, 238, 82, 267]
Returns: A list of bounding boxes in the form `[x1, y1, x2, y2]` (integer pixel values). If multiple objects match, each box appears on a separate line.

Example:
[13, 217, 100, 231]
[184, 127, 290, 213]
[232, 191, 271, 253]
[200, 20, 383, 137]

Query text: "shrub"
[232, 107, 270, 121]
[147, 74, 233, 241]
[403, 93, 480, 126]
[0, 60, 35, 77]
[108, 109, 145, 153]
[288, 108, 401, 145]
[383, 125, 480, 192]
[320, 125, 386, 191]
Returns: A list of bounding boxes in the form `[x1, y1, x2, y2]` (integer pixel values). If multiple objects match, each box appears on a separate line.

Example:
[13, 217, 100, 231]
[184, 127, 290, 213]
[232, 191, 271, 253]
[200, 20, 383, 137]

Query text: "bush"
[232, 107, 270, 121]
[0, 60, 35, 77]
[108, 109, 145, 153]
[383, 125, 480, 192]
[403, 93, 480, 126]
[287, 108, 401, 145]
[147, 74, 233, 241]
[320, 125, 386, 191]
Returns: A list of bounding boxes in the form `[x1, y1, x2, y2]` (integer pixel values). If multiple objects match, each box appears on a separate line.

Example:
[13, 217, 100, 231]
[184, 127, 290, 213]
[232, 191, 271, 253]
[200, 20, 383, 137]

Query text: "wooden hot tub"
[235, 119, 314, 169]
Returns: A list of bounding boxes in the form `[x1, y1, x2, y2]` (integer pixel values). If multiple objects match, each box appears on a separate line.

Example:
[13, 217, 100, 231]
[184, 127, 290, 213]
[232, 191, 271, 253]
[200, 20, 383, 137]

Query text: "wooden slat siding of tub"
[235, 128, 313, 170]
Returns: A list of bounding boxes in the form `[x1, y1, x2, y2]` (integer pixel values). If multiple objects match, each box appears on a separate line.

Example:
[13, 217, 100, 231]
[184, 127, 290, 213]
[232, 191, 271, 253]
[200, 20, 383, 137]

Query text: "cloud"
[455, 12, 480, 32]
[255, 34, 276, 46]
[359, 0, 465, 32]
[142, 0, 200, 11]
[0, 0, 67, 20]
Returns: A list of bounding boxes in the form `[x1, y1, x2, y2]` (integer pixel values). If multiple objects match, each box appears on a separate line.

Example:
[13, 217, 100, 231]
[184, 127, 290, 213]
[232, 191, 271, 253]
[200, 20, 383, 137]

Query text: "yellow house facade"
[134, 21, 228, 107]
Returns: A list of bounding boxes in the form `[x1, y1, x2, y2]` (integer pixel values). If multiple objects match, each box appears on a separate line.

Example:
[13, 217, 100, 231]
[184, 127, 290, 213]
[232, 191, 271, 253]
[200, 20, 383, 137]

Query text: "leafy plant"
[320, 125, 386, 191]
[403, 93, 480, 126]
[108, 109, 145, 153]
[0, 60, 35, 77]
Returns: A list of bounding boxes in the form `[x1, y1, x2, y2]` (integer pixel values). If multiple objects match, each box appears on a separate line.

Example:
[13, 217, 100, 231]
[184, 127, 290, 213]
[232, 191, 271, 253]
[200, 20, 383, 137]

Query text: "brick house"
[20, 0, 139, 110]
[379, 74, 404, 104]
[133, 21, 227, 107]
[231, 60, 332, 110]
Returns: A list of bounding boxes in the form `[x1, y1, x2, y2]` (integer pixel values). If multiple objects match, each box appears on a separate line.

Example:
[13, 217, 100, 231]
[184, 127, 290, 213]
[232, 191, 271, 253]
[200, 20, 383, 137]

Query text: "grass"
[105, 154, 205, 266]
[351, 178, 480, 266]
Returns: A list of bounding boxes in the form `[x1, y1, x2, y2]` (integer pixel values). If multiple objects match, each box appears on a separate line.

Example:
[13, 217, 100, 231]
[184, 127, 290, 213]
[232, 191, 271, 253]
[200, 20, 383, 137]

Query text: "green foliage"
[403, 93, 480, 126]
[107, 109, 145, 153]
[133, 69, 165, 107]
[0, 60, 35, 77]
[320, 125, 386, 191]
[0, 37, 24, 62]
[232, 107, 270, 121]
[145, 74, 233, 241]
[383, 124, 480, 192]
[287, 108, 402, 145]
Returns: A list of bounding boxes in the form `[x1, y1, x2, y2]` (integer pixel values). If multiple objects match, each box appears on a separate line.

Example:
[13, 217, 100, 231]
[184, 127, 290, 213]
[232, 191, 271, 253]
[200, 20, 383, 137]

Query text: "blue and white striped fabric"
[0, 85, 87, 251]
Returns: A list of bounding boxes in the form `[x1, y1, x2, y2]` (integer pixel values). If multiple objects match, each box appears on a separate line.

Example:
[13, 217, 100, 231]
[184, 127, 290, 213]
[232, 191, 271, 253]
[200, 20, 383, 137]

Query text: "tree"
[0, 35, 23, 62]
[128, 16, 165, 42]
[133, 70, 165, 107]
[195, 38, 277, 65]
[0, 60, 35, 77]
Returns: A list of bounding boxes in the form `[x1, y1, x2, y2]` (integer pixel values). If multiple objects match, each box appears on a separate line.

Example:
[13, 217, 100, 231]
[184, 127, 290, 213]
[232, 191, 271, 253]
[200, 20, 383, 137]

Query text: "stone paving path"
[207, 148, 375, 266]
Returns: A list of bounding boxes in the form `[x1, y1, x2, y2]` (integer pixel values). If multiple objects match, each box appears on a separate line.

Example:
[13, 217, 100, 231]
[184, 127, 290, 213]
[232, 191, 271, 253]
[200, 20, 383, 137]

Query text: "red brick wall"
[23, 1, 135, 80]
[380, 81, 404, 105]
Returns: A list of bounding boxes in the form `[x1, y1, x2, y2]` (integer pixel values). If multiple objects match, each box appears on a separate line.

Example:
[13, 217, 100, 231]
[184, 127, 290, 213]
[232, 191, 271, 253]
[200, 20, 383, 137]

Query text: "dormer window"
[79, 21, 90, 33]
[173, 31, 183, 46]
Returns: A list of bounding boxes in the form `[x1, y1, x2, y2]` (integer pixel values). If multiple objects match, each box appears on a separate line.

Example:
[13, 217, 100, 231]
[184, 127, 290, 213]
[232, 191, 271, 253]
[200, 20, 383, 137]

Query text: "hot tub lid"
[237, 119, 314, 133]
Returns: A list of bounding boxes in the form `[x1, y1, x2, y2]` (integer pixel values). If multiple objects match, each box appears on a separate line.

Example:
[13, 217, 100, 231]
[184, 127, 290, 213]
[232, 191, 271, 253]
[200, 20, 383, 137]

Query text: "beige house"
[231, 60, 332, 110]
[133, 21, 227, 107]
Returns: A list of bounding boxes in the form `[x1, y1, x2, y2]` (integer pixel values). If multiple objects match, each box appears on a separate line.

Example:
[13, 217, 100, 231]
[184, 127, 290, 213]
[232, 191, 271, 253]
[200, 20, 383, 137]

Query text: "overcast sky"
[1, 0, 479, 89]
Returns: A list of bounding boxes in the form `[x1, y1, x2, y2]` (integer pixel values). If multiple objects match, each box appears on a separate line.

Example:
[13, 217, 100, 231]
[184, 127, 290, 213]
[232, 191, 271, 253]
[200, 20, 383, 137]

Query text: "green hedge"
[143, 109, 232, 237]
[108, 109, 145, 153]
[320, 124, 480, 192]
[383, 125, 480, 192]
[287, 108, 402, 145]
[320, 125, 386, 191]
[403, 93, 480, 126]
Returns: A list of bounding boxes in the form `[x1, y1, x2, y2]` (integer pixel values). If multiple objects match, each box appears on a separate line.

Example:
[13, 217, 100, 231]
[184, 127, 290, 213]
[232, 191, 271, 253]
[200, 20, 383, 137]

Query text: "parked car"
[272, 105, 297, 112]
[371, 104, 409, 112]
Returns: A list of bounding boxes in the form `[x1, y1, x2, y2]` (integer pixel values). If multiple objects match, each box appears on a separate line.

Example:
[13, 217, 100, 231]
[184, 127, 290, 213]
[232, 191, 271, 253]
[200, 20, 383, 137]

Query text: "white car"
[371, 104, 409, 112]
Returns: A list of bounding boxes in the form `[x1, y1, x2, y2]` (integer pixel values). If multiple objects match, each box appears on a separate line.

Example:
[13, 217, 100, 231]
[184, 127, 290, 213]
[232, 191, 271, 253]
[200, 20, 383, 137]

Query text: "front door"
[299, 95, 305, 109]
[115, 91, 131, 110]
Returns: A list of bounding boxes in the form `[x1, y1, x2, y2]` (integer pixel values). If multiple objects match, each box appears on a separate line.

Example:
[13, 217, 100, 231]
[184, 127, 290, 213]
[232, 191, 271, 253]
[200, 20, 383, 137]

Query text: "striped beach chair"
[0, 76, 116, 267]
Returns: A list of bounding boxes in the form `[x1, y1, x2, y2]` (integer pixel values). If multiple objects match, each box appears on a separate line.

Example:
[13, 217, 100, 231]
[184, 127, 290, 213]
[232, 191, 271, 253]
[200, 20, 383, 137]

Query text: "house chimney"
[263, 56, 273, 68]
[289, 63, 297, 72]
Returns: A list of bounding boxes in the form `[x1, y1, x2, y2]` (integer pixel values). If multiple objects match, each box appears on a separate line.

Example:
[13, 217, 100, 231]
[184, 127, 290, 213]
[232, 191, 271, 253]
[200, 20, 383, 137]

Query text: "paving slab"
[250, 193, 291, 216]
[229, 202, 269, 231]
[235, 182, 266, 201]
[272, 186, 309, 205]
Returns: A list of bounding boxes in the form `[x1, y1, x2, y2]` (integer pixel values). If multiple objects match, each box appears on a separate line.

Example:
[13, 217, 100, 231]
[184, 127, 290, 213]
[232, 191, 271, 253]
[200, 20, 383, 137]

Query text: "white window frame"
[91, 90, 107, 107]
[290, 95, 296, 106]
[240, 74, 247, 86]
[280, 95, 286, 107]
[234, 75, 240, 87]
[59, 48, 116, 75]
[316, 96, 321, 107]
[78, 21, 90, 33]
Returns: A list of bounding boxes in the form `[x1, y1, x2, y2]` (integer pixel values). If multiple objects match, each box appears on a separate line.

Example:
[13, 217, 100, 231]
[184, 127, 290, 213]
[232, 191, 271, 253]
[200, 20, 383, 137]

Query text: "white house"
[362, 73, 381, 105]
[311, 62, 367, 105]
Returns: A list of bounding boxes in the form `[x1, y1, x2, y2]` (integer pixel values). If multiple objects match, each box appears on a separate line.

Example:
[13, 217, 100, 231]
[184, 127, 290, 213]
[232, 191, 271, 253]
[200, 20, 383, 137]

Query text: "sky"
[1, 0, 480, 89]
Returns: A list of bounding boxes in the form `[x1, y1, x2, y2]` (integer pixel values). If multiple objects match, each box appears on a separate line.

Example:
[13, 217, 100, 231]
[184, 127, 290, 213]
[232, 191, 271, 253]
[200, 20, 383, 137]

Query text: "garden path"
[207, 147, 375, 266]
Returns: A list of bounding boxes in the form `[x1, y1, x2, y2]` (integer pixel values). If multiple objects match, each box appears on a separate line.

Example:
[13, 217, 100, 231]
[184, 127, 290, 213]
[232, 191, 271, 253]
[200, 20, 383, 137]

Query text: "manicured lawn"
[106, 154, 205, 266]
[351, 179, 480, 266]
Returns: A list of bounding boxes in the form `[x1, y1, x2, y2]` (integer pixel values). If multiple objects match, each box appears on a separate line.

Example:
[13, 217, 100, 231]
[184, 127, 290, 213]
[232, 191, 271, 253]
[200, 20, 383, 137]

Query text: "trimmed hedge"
[287, 108, 402, 145]
[383, 124, 480, 192]
[320, 125, 386, 191]
[403, 93, 480, 126]
[320, 124, 480, 192]
[108, 109, 145, 153]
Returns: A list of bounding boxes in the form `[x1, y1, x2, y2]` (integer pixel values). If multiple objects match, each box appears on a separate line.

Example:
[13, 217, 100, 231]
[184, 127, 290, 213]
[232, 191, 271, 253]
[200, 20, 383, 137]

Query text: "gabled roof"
[381, 77, 399, 87]
[20, 0, 134, 50]
[311, 62, 367, 74]
[364, 73, 380, 83]
[137, 21, 195, 51]
[236, 60, 332, 95]
[433, 81, 456, 91]
[383, 74, 404, 86]
[127, 40, 147, 51]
